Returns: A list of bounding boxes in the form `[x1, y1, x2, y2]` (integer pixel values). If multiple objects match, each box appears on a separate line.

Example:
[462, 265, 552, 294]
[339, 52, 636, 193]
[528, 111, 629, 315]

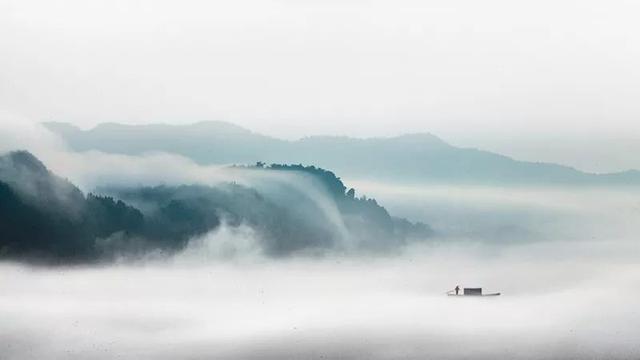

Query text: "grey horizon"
[45, 121, 640, 186]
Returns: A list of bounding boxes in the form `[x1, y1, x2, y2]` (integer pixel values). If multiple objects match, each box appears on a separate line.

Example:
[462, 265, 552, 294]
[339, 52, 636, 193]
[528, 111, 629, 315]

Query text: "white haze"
[2, 116, 640, 358]
[1, 241, 639, 359]
[2, 0, 640, 142]
[2, 180, 640, 359]
[350, 180, 640, 243]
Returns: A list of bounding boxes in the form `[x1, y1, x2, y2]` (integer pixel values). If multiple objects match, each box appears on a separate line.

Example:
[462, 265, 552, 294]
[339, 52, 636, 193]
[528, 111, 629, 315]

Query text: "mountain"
[0, 151, 144, 262]
[45, 121, 285, 165]
[0, 151, 431, 263]
[44, 121, 640, 186]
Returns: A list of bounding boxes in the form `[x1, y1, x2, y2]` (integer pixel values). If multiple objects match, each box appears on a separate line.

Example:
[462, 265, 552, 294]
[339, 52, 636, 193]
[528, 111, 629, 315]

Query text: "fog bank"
[1, 243, 639, 360]
[2, 182, 640, 359]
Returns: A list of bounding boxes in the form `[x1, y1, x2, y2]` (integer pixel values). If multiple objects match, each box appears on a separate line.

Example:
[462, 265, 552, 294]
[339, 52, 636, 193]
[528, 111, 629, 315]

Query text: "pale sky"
[1, 0, 640, 171]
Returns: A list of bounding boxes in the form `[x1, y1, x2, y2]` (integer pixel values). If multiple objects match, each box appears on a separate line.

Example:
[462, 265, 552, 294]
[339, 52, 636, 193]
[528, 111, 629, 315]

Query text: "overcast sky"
[1, 0, 640, 170]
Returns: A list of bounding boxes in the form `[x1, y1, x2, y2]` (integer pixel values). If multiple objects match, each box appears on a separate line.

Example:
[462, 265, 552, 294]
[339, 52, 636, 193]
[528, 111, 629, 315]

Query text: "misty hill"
[45, 121, 285, 165]
[0, 151, 431, 263]
[0, 151, 144, 262]
[45, 121, 640, 185]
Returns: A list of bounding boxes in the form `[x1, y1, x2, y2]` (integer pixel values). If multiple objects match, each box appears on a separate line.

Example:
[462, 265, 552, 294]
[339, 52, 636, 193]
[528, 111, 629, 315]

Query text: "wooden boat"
[447, 287, 501, 297]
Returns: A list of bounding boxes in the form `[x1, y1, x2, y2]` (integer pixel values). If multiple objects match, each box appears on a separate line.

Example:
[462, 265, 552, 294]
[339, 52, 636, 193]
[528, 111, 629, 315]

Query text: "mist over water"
[2, 183, 639, 359]
[352, 180, 640, 244]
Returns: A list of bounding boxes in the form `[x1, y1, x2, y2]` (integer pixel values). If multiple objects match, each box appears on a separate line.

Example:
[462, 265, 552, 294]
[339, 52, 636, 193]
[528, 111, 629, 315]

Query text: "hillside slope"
[0, 151, 431, 263]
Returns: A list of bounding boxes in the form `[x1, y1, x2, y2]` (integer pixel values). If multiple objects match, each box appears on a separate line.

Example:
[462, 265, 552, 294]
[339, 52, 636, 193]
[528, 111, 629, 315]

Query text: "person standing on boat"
[455, 285, 460, 295]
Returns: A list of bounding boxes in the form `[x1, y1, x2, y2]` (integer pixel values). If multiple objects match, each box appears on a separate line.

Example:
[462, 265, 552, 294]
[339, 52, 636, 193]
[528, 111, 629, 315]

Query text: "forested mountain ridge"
[0, 151, 432, 263]
[0, 151, 144, 262]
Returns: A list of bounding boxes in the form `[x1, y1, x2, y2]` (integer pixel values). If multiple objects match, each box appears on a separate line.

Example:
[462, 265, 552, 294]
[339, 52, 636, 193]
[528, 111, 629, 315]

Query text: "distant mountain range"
[45, 121, 640, 185]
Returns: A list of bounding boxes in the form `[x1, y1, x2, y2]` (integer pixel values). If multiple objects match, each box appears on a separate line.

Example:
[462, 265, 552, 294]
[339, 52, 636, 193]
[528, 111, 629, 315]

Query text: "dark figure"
[455, 285, 460, 295]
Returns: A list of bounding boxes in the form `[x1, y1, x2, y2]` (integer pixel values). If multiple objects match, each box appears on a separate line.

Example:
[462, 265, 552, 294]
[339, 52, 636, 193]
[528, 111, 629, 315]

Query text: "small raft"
[447, 287, 501, 297]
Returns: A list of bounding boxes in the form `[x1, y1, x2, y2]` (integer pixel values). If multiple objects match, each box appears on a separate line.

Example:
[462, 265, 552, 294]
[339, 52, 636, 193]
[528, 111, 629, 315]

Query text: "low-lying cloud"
[1, 240, 639, 359]
[352, 180, 640, 244]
